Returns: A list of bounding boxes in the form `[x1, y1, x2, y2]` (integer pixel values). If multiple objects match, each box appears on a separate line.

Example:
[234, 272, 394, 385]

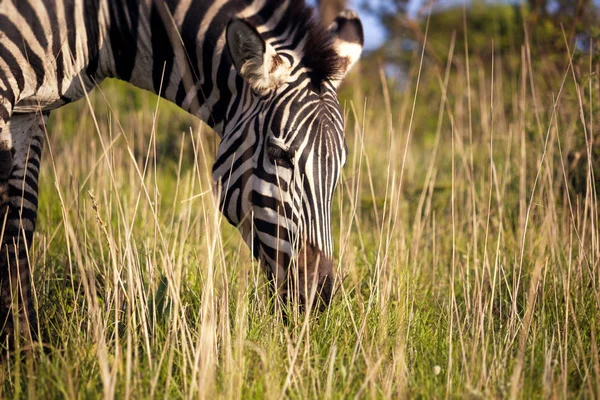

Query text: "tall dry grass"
[0, 24, 598, 399]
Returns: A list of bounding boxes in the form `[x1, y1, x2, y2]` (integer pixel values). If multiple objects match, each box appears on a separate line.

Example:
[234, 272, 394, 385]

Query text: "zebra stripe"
[0, 0, 363, 340]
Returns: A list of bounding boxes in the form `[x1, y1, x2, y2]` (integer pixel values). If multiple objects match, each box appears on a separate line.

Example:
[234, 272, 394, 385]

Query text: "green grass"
[1, 36, 599, 398]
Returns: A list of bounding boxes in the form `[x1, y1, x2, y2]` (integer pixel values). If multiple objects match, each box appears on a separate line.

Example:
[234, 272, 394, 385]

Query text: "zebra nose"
[295, 242, 334, 311]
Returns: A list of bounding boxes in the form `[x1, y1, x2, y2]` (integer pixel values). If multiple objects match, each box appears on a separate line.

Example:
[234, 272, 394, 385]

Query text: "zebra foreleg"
[0, 141, 13, 181]
[0, 112, 46, 346]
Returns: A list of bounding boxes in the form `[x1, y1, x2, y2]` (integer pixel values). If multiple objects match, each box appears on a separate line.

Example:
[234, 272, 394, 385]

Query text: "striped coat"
[0, 0, 363, 342]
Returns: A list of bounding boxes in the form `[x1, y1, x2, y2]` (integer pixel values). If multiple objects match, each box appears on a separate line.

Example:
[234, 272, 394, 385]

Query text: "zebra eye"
[267, 143, 294, 169]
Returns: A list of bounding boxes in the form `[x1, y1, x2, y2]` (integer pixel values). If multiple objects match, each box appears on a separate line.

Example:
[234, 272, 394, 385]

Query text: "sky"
[309, 0, 453, 51]
[306, 0, 389, 50]
[313, 0, 600, 51]
[350, 0, 514, 51]
[349, 0, 388, 50]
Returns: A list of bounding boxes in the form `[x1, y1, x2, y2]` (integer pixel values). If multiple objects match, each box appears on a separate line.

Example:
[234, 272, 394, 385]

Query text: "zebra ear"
[226, 19, 291, 96]
[329, 10, 364, 87]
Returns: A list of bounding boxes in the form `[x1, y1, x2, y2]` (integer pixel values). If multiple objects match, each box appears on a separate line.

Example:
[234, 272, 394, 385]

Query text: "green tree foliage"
[528, 0, 594, 19]
[365, 0, 598, 59]
[426, 2, 524, 59]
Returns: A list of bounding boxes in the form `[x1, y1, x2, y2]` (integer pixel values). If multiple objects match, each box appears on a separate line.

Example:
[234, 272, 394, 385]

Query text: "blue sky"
[306, 0, 390, 50]
[349, 0, 387, 50]
[311, 0, 600, 51]
[351, 0, 519, 50]
[309, 0, 463, 50]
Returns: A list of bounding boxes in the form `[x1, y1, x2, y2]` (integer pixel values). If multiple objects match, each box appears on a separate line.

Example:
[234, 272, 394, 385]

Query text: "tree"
[527, 0, 594, 18]
[318, 0, 346, 25]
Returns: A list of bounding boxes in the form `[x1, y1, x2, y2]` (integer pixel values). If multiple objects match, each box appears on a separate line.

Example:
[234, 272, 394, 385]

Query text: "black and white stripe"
[0, 0, 363, 340]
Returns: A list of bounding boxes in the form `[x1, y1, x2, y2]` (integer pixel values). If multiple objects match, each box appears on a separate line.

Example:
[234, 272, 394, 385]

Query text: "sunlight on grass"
[1, 24, 599, 399]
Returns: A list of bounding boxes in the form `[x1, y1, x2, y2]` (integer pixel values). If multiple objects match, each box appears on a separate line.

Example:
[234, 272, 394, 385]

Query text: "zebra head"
[213, 9, 363, 311]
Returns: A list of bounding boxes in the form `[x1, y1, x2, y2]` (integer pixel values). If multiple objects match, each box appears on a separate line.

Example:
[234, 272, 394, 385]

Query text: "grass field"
[1, 32, 599, 398]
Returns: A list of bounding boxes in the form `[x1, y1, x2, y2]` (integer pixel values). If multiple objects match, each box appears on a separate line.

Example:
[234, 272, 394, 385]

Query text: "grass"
[1, 31, 599, 399]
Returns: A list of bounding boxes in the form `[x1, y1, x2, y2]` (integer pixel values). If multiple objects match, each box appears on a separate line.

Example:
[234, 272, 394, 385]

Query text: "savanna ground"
[1, 16, 600, 400]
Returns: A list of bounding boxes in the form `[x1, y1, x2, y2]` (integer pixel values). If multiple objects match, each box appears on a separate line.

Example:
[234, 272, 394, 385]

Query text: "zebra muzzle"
[293, 242, 334, 311]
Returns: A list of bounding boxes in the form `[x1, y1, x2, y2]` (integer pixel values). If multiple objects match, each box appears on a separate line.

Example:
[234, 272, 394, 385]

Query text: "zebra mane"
[276, 1, 346, 84]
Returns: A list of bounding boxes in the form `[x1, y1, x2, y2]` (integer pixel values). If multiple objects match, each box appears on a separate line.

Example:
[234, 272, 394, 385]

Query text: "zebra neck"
[104, 0, 246, 137]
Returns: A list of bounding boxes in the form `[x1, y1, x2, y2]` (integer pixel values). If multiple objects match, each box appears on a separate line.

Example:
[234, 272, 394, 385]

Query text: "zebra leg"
[0, 134, 13, 181]
[0, 99, 15, 181]
[0, 112, 46, 345]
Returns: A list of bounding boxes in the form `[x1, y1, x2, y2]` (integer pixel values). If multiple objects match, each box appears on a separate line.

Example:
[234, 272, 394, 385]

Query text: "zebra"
[0, 0, 363, 342]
